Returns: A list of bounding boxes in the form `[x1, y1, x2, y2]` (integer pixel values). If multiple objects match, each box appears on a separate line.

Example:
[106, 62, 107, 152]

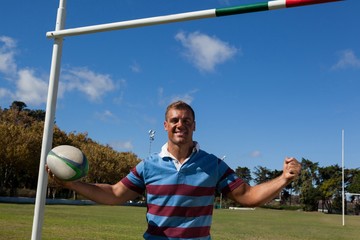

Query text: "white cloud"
[110, 140, 134, 151]
[170, 90, 198, 105]
[157, 87, 197, 106]
[62, 67, 116, 102]
[0, 36, 16, 49]
[157, 87, 166, 106]
[250, 150, 262, 158]
[0, 36, 17, 76]
[0, 36, 119, 107]
[95, 110, 119, 122]
[0, 36, 49, 106]
[332, 49, 360, 70]
[175, 31, 238, 72]
[15, 69, 48, 106]
[0, 87, 14, 99]
[130, 61, 141, 73]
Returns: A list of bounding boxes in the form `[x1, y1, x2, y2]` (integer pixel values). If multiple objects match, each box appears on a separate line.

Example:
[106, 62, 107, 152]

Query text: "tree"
[10, 101, 27, 111]
[347, 169, 360, 215]
[294, 158, 321, 211]
[27, 109, 46, 122]
[253, 166, 272, 184]
[0, 101, 48, 195]
[318, 165, 342, 213]
[347, 169, 360, 194]
[235, 166, 252, 184]
[0, 121, 42, 195]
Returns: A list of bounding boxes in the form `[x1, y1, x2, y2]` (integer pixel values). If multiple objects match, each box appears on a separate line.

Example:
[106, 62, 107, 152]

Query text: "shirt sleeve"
[121, 160, 146, 194]
[216, 158, 244, 195]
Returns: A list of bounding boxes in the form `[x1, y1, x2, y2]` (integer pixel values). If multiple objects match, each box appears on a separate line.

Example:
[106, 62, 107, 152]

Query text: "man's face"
[164, 108, 195, 146]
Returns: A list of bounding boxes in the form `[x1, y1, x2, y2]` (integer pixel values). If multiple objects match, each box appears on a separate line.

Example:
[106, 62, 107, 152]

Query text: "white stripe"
[268, 0, 287, 10]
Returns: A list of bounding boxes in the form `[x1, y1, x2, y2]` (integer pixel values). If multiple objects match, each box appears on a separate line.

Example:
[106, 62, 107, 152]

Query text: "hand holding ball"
[47, 145, 89, 181]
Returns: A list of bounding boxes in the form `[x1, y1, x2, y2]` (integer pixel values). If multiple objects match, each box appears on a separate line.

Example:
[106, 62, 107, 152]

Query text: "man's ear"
[164, 120, 168, 131]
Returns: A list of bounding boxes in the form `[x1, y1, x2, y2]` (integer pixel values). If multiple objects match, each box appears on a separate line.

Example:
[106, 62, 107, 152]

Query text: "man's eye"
[170, 119, 179, 124]
[168, 118, 192, 125]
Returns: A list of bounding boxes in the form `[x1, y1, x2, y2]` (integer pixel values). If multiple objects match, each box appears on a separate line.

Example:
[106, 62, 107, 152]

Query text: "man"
[47, 100, 301, 239]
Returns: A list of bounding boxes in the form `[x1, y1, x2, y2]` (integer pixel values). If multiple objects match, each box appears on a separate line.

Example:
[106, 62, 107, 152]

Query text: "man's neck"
[167, 141, 194, 164]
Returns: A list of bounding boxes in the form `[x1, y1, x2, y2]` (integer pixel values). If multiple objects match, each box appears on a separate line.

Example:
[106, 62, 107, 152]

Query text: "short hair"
[165, 101, 195, 121]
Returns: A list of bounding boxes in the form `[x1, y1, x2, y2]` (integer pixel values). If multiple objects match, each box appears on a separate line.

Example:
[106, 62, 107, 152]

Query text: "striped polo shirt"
[121, 143, 244, 239]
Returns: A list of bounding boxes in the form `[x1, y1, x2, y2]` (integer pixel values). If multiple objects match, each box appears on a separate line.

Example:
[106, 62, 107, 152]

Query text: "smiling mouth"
[175, 131, 187, 137]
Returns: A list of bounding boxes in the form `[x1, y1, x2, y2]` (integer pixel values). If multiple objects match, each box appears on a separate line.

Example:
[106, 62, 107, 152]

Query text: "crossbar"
[46, 0, 342, 39]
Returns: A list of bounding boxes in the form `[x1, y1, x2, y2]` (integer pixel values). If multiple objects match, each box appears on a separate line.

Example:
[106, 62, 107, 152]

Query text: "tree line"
[0, 101, 140, 199]
[1, 101, 359, 214]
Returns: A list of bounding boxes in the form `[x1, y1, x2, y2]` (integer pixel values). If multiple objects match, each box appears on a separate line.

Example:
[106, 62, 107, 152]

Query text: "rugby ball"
[47, 145, 89, 181]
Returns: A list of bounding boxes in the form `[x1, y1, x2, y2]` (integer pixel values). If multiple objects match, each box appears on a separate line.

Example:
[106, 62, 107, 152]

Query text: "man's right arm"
[67, 180, 140, 205]
[48, 166, 140, 205]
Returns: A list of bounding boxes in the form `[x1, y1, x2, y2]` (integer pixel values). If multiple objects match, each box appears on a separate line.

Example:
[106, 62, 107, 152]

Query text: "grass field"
[0, 203, 359, 239]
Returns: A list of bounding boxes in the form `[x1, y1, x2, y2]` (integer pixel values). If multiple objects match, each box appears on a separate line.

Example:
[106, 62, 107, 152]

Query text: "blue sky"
[1, 0, 359, 172]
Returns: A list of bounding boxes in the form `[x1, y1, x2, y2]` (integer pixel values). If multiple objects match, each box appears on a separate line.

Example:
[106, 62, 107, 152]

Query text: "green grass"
[0, 203, 359, 239]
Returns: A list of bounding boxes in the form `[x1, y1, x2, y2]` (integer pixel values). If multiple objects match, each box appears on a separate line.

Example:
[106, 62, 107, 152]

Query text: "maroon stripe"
[148, 203, 213, 217]
[147, 184, 215, 196]
[221, 178, 244, 195]
[121, 177, 144, 194]
[131, 167, 141, 178]
[147, 225, 210, 238]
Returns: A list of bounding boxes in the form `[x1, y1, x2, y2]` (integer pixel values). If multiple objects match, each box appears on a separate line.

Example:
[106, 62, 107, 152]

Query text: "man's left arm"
[227, 157, 301, 207]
